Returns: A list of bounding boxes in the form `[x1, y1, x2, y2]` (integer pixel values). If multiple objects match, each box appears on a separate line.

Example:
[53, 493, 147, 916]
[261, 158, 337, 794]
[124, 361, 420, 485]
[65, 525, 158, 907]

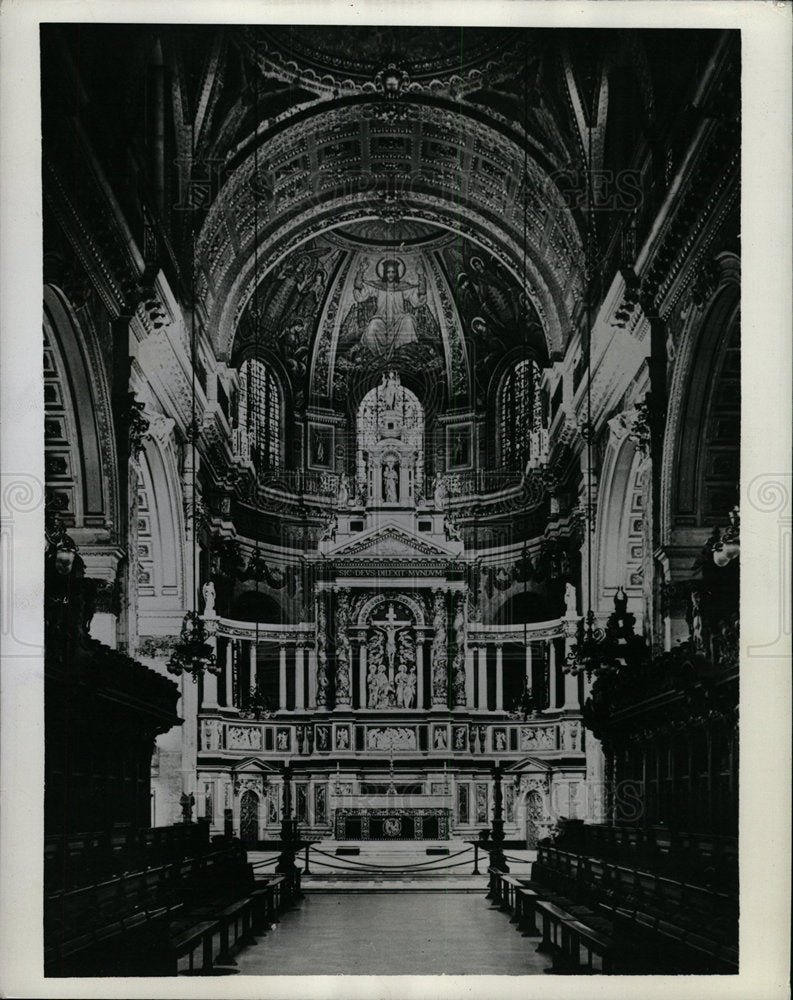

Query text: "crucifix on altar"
[366, 600, 418, 709]
[372, 602, 411, 685]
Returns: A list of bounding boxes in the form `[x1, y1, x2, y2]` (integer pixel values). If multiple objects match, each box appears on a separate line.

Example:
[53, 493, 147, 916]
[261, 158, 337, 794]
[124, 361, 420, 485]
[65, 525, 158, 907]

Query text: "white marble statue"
[202, 580, 216, 615]
[337, 473, 350, 508]
[382, 370, 400, 409]
[383, 460, 399, 502]
[564, 581, 577, 617]
[433, 474, 447, 510]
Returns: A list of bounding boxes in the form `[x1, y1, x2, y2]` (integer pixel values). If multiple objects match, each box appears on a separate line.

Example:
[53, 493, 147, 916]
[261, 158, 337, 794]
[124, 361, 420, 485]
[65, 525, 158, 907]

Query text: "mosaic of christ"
[334, 256, 443, 395]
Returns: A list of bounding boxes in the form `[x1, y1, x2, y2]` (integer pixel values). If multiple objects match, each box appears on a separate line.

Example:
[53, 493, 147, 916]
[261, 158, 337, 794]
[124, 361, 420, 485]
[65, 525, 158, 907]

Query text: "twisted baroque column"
[316, 594, 329, 707]
[335, 588, 352, 707]
[430, 589, 449, 707]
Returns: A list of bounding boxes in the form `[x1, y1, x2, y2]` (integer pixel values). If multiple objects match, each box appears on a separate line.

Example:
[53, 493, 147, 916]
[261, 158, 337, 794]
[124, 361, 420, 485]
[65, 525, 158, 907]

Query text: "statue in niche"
[337, 473, 350, 508]
[202, 580, 216, 615]
[383, 459, 399, 502]
[367, 629, 394, 708]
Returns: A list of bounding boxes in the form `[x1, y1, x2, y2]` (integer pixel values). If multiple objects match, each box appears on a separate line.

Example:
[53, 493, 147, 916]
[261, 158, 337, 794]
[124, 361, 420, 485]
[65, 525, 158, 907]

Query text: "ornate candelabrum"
[166, 611, 219, 681]
[488, 763, 509, 872]
[276, 761, 299, 875]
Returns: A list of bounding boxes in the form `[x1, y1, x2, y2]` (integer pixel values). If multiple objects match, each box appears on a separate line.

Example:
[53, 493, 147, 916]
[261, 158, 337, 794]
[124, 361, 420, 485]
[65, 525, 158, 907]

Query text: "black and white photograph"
[0, 2, 791, 997]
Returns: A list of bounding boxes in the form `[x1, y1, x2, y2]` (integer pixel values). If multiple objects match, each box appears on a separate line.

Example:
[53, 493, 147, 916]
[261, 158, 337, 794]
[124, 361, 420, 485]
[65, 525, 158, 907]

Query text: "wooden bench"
[216, 897, 256, 964]
[171, 919, 220, 975]
[534, 899, 616, 974]
[251, 881, 280, 932]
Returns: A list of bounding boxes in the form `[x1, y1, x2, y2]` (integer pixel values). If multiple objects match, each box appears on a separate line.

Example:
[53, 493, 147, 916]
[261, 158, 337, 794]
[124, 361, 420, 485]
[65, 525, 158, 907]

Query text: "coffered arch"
[195, 99, 584, 363]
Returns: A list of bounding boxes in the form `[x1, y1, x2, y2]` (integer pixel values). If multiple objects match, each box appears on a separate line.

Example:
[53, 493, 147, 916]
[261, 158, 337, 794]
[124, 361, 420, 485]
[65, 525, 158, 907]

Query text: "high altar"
[194, 374, 594, 844]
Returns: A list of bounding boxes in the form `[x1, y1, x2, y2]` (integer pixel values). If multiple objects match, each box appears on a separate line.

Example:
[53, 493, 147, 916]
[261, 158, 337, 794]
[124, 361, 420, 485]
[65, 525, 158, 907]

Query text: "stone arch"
[594, 432, 645, 615]
[357, 592, 425, 627]
[515, 776, 551, 849]
[43, 285, 116, 533]
[239, 788, 260, 845]
[494, 590, 551, 625]
[661, 255, 741, 544]
[136, 434, 185, 611]
[231, 589, 285, 624]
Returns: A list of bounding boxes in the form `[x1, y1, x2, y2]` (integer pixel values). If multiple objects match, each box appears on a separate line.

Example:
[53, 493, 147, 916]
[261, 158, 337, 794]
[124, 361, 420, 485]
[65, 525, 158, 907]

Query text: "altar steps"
[247, 841, 536, 891]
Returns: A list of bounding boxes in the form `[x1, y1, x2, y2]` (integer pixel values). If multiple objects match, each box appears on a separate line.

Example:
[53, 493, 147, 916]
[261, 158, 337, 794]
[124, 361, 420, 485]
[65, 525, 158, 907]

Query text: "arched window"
[238, 358, 281, 471]
[499, 358, 543, 468]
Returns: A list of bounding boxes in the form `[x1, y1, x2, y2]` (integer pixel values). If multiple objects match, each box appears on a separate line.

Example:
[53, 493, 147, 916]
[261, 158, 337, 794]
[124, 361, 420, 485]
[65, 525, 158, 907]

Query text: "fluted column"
[307, 646, 317, 708]
[415, 641, 424, 710]
[477, 646, 487, 710]
[495, 643, 503, 712]
[248, 641, 257, 703]
[295, 645, 305, 710]
[225, 639, 234, 708]
[359, 639, 368, 708]
[279, 643, 288, 711]
[546, 639, 557, 711]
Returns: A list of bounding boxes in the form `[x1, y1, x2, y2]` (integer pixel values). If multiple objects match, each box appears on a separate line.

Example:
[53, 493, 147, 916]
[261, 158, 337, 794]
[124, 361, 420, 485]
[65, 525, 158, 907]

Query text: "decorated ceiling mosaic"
[233, 228, 547, 410]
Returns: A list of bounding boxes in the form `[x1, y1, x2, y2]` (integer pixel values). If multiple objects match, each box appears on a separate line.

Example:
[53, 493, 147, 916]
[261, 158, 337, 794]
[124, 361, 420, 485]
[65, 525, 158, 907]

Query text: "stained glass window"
[499, 358, 542, 468]
[238, 358, 281, 471]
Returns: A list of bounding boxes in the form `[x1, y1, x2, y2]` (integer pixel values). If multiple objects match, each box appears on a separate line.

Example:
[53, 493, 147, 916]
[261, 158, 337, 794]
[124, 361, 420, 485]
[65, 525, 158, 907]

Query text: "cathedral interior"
[40, 22, 741, 977]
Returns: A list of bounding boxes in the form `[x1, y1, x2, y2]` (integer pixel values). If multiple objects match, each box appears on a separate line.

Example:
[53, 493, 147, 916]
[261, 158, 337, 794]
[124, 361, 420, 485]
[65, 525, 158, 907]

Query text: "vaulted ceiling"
[51, 23, 714, 411]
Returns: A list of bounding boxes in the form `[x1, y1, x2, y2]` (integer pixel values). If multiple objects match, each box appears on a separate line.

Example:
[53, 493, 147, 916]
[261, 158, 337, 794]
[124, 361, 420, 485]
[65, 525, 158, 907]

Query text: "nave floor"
[232, 890, 553, 976]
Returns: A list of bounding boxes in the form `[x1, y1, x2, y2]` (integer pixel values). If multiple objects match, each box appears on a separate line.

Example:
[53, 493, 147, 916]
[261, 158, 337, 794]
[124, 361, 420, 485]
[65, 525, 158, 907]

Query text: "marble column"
[335, 589, 352, 708]
[415, 641, 424, 710]
[477, 647, 488, 710]
[451, 593, 467, 708]
[279, 643, 288, 711]
[202, 629, 219, 708]
[307, 647, 317, 708]
[225, 639, 234, 708]
[316, 595, 329, 708]
[561, 664, 579, 711]
[465, 645, 475, 707]
[546, 639, 558, 711]
[295, 645, 305, 710]
[525, 642, 532, 688]
[248, 641, 257, 702]
[430, 589, 449, 708]
[562, 625, 579, 709]
[495, 644, 503, 711]
[359, 639, 368, 708]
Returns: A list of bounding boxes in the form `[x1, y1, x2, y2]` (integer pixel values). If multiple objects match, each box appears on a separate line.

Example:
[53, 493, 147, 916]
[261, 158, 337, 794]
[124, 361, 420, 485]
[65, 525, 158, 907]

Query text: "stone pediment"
[328, 522, 456, 560]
